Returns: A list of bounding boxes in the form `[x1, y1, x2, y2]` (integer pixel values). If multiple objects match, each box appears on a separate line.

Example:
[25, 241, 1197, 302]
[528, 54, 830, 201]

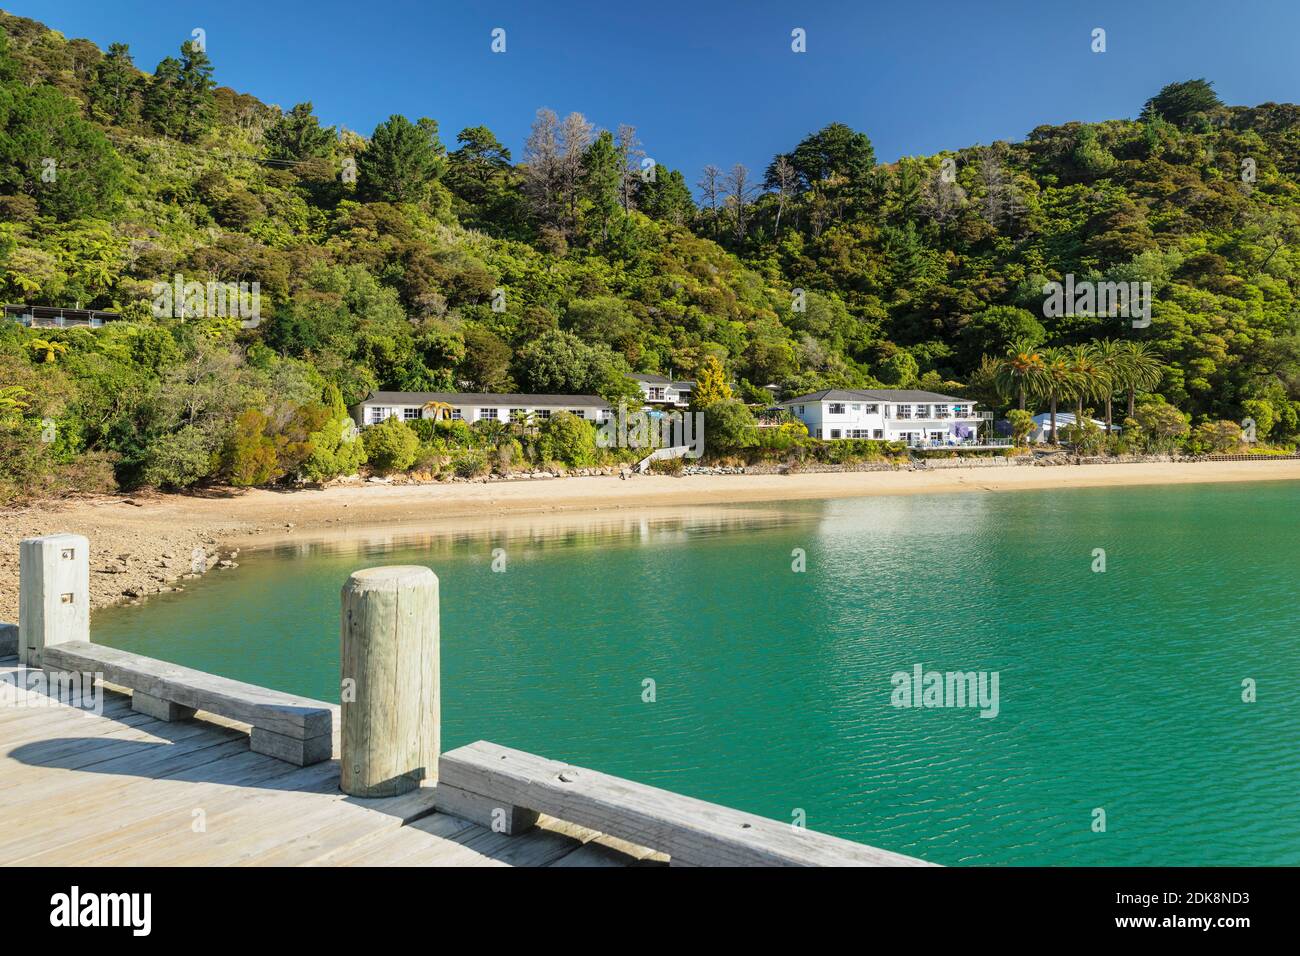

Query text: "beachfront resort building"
[628, 373, 694, 407]
[780, 389, 991, 446]
[352, 391, 611, 427]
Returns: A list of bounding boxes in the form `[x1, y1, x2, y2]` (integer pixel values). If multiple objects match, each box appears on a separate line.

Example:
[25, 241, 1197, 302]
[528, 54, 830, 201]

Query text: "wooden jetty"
[0, 534, 932, 867]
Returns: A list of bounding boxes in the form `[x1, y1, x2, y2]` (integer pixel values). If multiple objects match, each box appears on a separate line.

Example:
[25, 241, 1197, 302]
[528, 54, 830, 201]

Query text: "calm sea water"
[93, 482, 1300, 865]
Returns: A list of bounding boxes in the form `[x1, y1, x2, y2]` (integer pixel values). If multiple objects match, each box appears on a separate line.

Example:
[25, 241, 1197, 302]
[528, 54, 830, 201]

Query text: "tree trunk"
[1050, 397, 1058, 444]
[1105, 396, 1113, 435]
[1018, 385, 1025, 410]
[1127, 387, 1136, 419]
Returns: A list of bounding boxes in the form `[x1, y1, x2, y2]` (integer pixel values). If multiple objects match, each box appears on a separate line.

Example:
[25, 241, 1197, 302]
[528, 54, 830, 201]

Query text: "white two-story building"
[780, 389, 989, 446]
[628, 373, 694, 407]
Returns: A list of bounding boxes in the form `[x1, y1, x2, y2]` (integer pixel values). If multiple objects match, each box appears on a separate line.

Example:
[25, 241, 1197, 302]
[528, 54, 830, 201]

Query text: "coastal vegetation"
[2, 11, 1299, 501]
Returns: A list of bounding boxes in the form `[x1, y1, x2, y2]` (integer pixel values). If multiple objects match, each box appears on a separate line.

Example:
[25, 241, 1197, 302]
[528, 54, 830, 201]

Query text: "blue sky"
[9, 0, 1300, 183]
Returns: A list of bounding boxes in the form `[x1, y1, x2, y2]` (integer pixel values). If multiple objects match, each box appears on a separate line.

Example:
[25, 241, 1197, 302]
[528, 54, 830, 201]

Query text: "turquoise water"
[93, 482, 1300, 865]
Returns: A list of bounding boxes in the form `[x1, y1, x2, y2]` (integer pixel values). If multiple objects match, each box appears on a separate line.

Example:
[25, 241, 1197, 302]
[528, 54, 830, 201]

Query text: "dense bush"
[4, 10, 1300, 498]
[362, 416, 419, 473]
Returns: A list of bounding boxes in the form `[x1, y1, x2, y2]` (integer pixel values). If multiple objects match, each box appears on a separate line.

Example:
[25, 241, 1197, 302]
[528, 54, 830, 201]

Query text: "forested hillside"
[2, 9, 1299, 500]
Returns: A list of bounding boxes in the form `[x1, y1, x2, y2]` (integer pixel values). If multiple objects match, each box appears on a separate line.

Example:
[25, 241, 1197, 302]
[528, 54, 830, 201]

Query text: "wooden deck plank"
[440, 740, 932, 867]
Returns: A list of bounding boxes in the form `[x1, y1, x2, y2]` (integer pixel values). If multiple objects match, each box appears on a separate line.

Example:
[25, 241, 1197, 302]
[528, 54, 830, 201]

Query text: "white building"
[1027, 412, 1118, 443]
[353, 391, 610, 427]
[628, 373, 694, 407]
[780, 389, 989, 445]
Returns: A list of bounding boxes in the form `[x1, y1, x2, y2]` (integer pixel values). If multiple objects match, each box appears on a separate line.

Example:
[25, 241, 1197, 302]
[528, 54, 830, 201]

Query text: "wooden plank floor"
[0, 657, 666, 867]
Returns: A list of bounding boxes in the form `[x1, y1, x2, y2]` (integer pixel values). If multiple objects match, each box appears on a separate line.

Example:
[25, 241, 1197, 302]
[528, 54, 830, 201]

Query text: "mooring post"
[339, 565, 440, 797]
[19, 534, 90, 668]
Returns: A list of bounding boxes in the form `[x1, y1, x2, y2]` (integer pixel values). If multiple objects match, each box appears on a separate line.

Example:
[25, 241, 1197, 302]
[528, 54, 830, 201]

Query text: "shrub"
[222, 409, 279, 486]
[649, 456, 684, 475]
[1007, 409, 1035, 446]
[451, 448, 488, 478]
[1188, 420, 1244, 454]
[539, 411, 596, 466]
[362, 416, 419, 473]
[701, 400, 758, 454]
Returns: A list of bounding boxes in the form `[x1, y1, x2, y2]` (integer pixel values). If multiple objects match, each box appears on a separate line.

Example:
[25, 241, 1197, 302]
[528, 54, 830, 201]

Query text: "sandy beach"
[3, 457, 1299, 623]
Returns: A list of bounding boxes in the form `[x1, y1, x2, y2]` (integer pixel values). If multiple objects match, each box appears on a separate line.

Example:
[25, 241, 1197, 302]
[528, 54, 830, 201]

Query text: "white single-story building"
[628, 373, 694, 407]
[779, 389, 990, 445]
[1027, 412, 1119, 443]
[4, 304, 120, 328]
[352, 391, 611, 427]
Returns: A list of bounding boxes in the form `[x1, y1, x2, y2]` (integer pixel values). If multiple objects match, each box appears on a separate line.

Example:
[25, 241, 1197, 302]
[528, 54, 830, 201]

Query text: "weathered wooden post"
[339, 566, 439, 797]
[19, 534, 89, 668]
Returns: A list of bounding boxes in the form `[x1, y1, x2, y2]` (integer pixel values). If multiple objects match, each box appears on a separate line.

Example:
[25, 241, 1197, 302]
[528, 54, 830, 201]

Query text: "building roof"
[780, 389, 969, 405]
[628, 373, 695, 388]
[357, 391, 610, 408]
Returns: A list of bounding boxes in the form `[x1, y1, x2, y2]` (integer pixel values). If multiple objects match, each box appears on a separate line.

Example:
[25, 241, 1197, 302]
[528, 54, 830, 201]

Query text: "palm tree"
[1038, 347, 1085, 444]
[1065, 343, 1109, 428]
[993, 340, 1048, 410]
[1114, 341, 1164, 419]
[421, 400, 454, 422]
[1092, 339, 1126, 434]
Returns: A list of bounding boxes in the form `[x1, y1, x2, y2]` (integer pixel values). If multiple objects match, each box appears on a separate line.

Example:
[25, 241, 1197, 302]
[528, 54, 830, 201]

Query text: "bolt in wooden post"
[340, 566, 439, 797]
[19, 534, 89, 668]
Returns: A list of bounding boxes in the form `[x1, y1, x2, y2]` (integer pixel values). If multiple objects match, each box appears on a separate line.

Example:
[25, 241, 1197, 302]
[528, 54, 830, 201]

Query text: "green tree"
[1132, 402, 1190, 453]
[222, 409, 279, 485]
[1114, 341, 1164, 418]
[1007, 409, 1035, 446]
[0, 84, 125, 220]
[264, 102, 335, 162]
[1142, 79, 1223, 128]
[539, 410, 596, 466]
[1038, 347, 1085, 444]
[994, 340, 1048, 411]
[358, 115, 445, 203]
[581, 130, 622, 242]
[176, 39, 217, 141]
[91, 43, 142, 127]
[362, 415, 419, 473]
[702, 399, 758, 452]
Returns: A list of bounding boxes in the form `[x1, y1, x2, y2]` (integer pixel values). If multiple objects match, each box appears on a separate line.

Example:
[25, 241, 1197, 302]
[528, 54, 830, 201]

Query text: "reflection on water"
[93, 484, 1300, 866]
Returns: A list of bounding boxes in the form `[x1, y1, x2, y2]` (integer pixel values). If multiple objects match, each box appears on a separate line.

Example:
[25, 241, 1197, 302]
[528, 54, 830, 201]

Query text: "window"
[849, 429, 871, 438]
[815, 428, 823, 439]
[569, 410, 586, 418]
[648, 387, 665, 400]
[873, 429, 883, 439]
[830, 429, 842, 439]
[366, 406, 392, 424]
[934, 405, 950, 419]
[402, 407, 420, 420]
[851, 403, 861, 412]
[510, 408, 527, 422]
[478, 408, 498, 421]
[828, 403, 846, 414]
[864, 404, 879, 414]
[535, 408, 551, 420]
[915, 404, 930, 417]
[598, 407, 612, 421]
[896, 405, 912, 419]
[954, 405, 969, 417]
[450, 407, 463, 420]
[797, 405, 805, 415]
